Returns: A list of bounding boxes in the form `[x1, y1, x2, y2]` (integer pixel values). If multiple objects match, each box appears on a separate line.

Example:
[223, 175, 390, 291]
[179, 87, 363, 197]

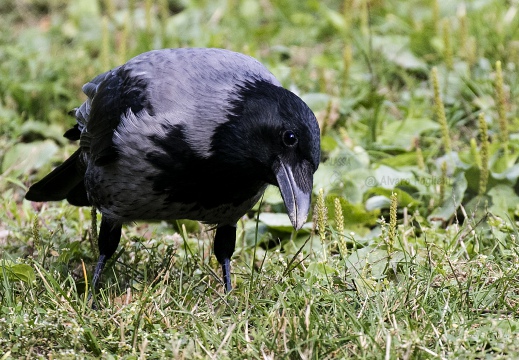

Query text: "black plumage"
[25, 48, 320, 294]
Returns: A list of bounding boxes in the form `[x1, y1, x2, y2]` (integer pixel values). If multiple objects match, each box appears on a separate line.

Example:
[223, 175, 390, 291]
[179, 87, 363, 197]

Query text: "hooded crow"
[25, 48, 320, 293]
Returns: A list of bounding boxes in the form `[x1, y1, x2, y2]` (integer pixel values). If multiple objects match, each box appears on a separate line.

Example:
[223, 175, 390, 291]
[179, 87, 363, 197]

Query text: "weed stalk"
[388, 192, 397, 254]
[431, 67, 452, 154]
[442, 19, 453, 70]
[478, 113, 489, 195]
[334, 198, 347, 259]
[495, 60, 509, 162]
[316, 188, 328, 262]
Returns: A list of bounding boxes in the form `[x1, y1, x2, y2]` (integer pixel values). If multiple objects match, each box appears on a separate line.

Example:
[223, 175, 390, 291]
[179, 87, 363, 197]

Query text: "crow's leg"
[90, 217, 122, 305]
[214, 224, 237, 293]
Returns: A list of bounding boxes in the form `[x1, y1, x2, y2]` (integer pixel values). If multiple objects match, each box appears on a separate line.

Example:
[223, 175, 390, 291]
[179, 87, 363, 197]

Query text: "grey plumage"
[79, 48, 282, 224]
[79, 48, 280, 158]
[26, 47, 321, 294]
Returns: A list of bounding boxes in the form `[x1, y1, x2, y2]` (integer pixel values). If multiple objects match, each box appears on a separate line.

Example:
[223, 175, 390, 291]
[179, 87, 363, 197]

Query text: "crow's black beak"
[274, 159, 313, 230]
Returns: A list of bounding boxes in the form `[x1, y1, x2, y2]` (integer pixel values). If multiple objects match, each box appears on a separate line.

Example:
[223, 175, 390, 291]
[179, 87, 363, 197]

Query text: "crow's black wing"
[25, 149, 87, 204]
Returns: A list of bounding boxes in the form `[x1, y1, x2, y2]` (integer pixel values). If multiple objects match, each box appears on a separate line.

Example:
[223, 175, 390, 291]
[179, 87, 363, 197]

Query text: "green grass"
[2, 0, 519, 358]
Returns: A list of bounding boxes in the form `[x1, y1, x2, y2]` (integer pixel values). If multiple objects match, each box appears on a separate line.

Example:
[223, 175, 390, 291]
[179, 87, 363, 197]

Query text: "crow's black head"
[211, 80, 320, 229]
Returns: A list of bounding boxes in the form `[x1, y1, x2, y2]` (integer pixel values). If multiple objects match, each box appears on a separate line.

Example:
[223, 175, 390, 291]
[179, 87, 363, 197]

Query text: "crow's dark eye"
[282, 130, 298, 147]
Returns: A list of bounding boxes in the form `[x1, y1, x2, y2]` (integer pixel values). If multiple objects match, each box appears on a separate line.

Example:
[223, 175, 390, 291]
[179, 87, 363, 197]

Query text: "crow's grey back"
[77, 48, 281, 160]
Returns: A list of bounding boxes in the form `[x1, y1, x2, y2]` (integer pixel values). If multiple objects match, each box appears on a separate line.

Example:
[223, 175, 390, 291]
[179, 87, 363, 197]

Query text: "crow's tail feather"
[25, 149, 90, 206]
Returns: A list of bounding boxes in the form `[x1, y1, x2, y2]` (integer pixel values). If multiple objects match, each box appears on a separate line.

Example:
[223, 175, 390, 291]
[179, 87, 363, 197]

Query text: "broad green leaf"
[428, 172, 468, 223]
[305, 261, 338, 280]
[301, 93, 331, 112]
[492, 163, 519, 183]
[347, 247, 388, 276]
[243, 221, 270, 248]
[322, 8, 347, 32]
[372, 165, 415, 189]
[321, 135, 338, 153]
[239, 0, 261, 18]
[1, 262, 36, 283]
[258, 213, 312, 232]
[20, 120, 65, 144]
[364, 187, 418, 209]
[68, 0, 100, 18]
[327, 196, 379, 229]
[378, 118, 440, 149]
[435, 152, 470, 174]
[262, 185, 284, 205]
[172, 220, 201, 234]
[373, 35, 428, 71]
[464, 164, 519, 194]
[351, 277, 378, 297]
[378, 152, 422, 168]
[365, 196, 391, 211]
[2, 140, 59, 176]
[488, 185, 519, 218]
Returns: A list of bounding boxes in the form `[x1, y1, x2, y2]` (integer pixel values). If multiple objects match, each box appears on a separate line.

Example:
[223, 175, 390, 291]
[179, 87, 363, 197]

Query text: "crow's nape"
[90, 217, 122, 306]
[214, 224, 237, 293]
